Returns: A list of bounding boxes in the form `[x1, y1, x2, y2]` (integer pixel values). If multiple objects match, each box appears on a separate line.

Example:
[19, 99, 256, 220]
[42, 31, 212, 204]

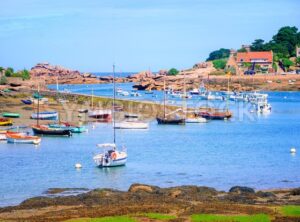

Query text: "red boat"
[88, 109, 112, 122]
[198, 111, 232, 120]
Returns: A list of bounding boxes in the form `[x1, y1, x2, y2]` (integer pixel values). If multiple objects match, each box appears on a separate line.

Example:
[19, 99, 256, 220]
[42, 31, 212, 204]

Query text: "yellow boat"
[0, 118, 13, 126]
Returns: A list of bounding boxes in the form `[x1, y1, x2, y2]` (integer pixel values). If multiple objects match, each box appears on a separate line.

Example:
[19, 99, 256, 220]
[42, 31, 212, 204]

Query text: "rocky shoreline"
[0, 184, 299, 221]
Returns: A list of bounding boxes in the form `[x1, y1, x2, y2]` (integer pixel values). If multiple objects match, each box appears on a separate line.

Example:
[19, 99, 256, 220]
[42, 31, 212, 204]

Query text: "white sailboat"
[93, 64, 127, 167]
[114, 121, 149, 129]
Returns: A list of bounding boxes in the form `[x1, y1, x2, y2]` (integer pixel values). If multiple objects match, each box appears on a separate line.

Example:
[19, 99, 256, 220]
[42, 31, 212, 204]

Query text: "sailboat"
[93, 64, 127, 167]
[156, 74, 185, 125]
[31, 85, 72, 137]
[88, 88, 112, 121]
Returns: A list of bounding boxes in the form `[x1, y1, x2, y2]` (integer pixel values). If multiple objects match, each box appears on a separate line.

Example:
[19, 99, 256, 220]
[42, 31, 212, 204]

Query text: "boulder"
[128, 184, 159, 194]
[229, 186, 255, 194]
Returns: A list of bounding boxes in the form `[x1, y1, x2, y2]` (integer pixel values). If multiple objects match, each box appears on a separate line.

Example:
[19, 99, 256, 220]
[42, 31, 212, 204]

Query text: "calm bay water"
[0, 86, 300, 207]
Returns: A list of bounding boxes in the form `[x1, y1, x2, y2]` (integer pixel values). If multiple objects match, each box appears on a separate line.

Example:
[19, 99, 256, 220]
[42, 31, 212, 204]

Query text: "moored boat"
[198, 110, 232, 120]
[114, 121, 149, 129]
[156, 117, 185, 125]
[186, 117, 208, 123]
[32, 125, 72, 136]
[124, 113, 139, 118]
[6, 133, 41, 144]
[48, 123, 87, 133]
[0, 118, 13, 126]
[31, 111, 58, 120]
[88, 109, 112, 121]
[21, 99, 33, 105]
[2, 112, 20, 118]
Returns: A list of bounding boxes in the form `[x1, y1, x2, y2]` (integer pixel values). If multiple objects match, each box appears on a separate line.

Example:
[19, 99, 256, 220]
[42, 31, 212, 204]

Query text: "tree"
[212, 59, 227, 69]
[21, 69, 30, 80]
[206, 48, 230, 61]
[250, 39, 265, 51]
[5, 67, 14, 77]
[168, 68, 179, 76]
[0, 66, 4, 73]
[281, 58, 294, 69]
[237, 48, 247, 52]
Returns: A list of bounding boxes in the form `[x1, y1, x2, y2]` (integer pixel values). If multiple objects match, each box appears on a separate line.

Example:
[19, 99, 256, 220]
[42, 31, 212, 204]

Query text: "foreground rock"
[0, 184, 299, 221]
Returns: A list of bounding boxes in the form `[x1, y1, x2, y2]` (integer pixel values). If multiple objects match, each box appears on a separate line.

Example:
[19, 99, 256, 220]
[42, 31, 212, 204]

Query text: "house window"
[240, 59, 244, 62]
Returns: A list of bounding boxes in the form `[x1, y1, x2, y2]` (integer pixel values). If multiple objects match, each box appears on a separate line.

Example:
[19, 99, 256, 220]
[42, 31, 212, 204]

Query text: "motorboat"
[93, 143, 127, 167]
[31, 111, 58, 120]
[256, 102, 272, 114]
[114, 121, 149, 129]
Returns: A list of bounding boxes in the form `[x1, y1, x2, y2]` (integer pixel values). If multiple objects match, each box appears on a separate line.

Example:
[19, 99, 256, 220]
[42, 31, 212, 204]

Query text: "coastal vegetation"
[206, 48, 230, 61]
[1, 66, 31, 80]
[167, 68, 179, 76]
[212, 59, 227, 69]
[281, 205, 300, 217]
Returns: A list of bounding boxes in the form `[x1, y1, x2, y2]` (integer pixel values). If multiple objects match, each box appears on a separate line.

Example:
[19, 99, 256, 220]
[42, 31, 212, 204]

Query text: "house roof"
[236, 51, 273, 63]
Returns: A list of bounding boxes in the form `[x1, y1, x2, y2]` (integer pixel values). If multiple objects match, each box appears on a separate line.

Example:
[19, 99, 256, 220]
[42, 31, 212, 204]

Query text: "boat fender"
[111, 152, 117, 160]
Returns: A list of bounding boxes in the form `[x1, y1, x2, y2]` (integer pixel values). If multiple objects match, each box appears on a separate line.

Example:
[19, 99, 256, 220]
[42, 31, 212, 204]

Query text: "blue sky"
[0, 0, 299, 72]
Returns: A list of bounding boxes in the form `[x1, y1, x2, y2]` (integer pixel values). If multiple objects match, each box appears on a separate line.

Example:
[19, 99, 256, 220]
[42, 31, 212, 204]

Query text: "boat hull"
[32, 126, 72, 136]
[156, 117, 185, 125]
[198, 112, 232, 120]
[0, 118, 13, 126]
[31, 112, 58, 120]
[2, 113, 20, 118]
[114, 122, 148, 129]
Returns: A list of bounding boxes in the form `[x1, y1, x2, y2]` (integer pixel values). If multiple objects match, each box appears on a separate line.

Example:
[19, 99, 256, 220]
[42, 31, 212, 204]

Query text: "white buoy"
[75, 163, 82, 168]
[290, 148, 296, 154]
[92, 125, 95, 129]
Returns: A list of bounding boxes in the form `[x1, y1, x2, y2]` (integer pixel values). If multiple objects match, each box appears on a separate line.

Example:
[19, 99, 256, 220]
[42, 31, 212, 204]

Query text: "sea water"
[0, 86, 300, 207]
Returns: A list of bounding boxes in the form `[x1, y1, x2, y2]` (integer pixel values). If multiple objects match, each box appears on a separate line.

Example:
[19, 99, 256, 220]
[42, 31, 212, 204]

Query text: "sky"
[0, 0, 299, 72]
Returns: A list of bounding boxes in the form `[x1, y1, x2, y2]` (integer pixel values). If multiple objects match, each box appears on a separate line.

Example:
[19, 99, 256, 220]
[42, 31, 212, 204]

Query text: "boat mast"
[226, 71, 230, 112]
[163, 73, 166, 119]
[91, 88, 94, 110]
[113, 64, 116, 144]
[183, 72, 187, 119]
[37, 83, 40, 126]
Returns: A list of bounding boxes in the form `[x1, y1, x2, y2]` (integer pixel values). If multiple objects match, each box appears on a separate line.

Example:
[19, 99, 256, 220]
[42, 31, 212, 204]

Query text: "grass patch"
[142, 213, 176, 220]
[281, 205, 300, 217]
[65, 216, 135, 222]
[191, 214, 270, 222]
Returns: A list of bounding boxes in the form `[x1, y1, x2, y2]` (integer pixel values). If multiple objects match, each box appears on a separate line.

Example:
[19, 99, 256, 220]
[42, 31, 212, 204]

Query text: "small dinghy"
[31, 111, 58, 120]
[21, 99, 33, 105]
[2, 112, 20, 118]
[0, 118, 13, 126]
[48, 122, 87, 133]
[6, 132, 41, 144]
[78, 109, 88, 113]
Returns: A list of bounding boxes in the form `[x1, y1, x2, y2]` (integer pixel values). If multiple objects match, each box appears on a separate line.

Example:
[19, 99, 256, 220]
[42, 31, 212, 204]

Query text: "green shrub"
[5, 67, 14, 77]
[212, 59, 227, 69]
[168, 68, 179, 76]
[191, 214, 270, 222]
[0, 75, 7, 85]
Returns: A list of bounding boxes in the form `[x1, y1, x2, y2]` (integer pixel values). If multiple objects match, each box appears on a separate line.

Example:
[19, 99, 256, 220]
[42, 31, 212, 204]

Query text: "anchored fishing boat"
[0, 118, 13, 126]
[2, 112, 20, 118]
[93, 64, 127, 167]
[198, 110, 232, 120]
